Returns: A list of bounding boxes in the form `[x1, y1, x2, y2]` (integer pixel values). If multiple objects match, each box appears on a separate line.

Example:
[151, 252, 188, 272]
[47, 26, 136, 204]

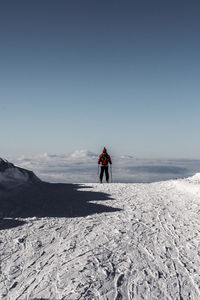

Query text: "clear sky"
[1, 0, 200, 159]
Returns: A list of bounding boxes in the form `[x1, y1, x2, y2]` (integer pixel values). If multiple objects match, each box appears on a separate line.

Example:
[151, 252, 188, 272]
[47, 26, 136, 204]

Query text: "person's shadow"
[0, 182, 121, 230]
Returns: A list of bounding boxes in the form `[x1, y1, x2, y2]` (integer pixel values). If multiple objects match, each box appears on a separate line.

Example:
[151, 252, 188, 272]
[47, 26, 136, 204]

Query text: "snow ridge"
[174, 172, 200, 196]
[0, 157, 40, 186]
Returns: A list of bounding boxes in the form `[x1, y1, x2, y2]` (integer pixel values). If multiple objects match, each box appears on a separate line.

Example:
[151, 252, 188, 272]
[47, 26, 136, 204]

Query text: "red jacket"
[98, 151, 112, 166]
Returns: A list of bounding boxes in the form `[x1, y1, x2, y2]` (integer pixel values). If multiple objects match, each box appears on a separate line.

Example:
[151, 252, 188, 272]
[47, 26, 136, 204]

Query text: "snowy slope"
[0, 158, 40, 188]
[1, 173, 200, 299]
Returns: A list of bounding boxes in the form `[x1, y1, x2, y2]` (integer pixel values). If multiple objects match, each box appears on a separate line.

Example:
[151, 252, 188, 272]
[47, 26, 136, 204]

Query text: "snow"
[0, 159, 40, 194]
[174, 173, 200, 197]
[1, 169, 200, 299]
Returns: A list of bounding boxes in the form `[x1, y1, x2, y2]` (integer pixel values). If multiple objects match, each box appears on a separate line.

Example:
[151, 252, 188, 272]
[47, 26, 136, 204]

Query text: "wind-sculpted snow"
[174, 173, 200, 197]
[1, 175, 200, 299]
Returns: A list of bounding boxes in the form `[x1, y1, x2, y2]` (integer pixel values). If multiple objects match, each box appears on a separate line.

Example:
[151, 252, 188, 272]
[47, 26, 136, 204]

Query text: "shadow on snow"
[0, 182, 121, 230]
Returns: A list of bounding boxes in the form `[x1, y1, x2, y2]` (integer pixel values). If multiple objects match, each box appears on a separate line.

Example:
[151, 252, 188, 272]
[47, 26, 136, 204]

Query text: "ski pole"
[110, 165, 113, 183]
[97, 165, 100, 182]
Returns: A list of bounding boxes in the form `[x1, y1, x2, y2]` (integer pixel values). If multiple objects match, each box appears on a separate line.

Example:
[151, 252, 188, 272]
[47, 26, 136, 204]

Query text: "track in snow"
[1, 176, 200, 299]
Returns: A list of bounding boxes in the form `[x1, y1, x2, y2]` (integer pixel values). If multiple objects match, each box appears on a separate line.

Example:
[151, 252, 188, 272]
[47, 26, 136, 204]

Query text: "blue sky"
[1, 0, 200, 158]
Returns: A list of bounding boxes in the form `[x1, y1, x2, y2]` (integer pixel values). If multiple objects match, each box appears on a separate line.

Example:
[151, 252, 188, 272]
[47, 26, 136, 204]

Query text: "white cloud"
[69, 149, 97, 159]
[11, 150, 200, 183]
[120, 155, 135, 159]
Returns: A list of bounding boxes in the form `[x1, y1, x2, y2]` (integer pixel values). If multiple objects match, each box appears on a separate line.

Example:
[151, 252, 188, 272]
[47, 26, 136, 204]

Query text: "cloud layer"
[12, 150, 200, 183]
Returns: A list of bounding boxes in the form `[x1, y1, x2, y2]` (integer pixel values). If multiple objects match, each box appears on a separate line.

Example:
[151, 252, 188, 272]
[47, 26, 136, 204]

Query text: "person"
[98, 147, 112, 183]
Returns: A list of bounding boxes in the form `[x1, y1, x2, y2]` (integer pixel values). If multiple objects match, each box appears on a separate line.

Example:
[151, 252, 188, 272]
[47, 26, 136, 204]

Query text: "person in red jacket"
[98, 147, 112, 183]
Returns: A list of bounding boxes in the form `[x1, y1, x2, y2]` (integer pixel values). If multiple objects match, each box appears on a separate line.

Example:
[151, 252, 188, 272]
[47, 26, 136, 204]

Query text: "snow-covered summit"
[0, 158, 14, 171]
[185, 172, 200, 183]
[174, 172, 200, 196]
[0, 158, 40, 185]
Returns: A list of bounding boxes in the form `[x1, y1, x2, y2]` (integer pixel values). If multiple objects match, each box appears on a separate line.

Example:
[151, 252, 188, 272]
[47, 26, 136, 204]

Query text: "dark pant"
[100, 166, 109, 183]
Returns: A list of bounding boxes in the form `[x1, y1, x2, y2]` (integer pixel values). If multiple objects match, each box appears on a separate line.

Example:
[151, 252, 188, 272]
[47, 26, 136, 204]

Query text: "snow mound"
[0, 158, 41, 187]
[186, 172, 200, 184]
[174, 172, 200, 196]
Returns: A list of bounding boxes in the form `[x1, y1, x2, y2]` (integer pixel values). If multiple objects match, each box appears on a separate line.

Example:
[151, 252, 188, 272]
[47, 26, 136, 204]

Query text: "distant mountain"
[0, 158, 41, 186]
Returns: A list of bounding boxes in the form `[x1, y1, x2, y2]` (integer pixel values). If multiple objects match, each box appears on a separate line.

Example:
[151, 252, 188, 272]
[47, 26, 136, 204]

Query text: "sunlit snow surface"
[1, 174, 200, 299]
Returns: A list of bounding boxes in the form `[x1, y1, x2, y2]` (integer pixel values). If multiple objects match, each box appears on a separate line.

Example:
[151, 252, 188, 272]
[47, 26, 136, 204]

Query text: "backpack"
[100, 153, 109, 165]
